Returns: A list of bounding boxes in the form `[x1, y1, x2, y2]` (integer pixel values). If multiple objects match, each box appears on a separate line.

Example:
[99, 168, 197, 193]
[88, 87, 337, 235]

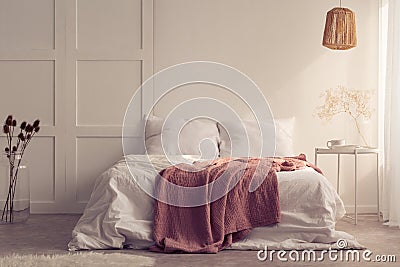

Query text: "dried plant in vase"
[1, 115, 40, 223]
[316, 85, 373, 147]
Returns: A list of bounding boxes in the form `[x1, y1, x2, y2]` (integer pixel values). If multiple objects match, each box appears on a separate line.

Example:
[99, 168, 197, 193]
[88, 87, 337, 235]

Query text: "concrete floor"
[0, 214, 399, 266]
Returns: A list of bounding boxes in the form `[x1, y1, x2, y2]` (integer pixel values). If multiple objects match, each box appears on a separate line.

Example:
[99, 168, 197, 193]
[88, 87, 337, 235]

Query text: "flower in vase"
[316, 85, 373, 147]
[1, 115, 40, 223]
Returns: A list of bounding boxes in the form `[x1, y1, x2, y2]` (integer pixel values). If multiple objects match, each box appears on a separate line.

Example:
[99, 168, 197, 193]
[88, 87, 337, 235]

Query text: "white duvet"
[68, 155, 362, 251]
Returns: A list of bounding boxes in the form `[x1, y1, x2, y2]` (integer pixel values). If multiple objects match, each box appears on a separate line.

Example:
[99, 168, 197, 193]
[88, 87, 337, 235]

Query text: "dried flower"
[20, 121, 26, 130]
[32, 119, 40, 128]
[12, 120, 16, 127]
[5, 147, 9, 152]
[18, 132, 25, 141]
[316, 85, 373, 146]
[5, 115, 12, 126]
[25, 124, 33, 133]
[3, 125, 9, 134]
[27, 134, 31, 140]
[34, 127, 40, 133]
[12, 146, 17, 152]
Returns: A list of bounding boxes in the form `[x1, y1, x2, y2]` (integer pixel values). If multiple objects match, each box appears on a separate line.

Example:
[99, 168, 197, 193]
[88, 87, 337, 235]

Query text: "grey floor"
[0, 214, 399, 266]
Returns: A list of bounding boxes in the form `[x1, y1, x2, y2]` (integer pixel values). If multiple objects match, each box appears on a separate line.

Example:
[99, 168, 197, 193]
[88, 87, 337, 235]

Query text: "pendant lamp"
[322, 1, 357, 50]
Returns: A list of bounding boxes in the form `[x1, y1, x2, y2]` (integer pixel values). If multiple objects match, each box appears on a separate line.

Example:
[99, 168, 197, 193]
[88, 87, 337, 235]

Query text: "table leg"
[355, 150, 358, 225]
[377, 153, 380, 221]
[337, 154, 340, 194]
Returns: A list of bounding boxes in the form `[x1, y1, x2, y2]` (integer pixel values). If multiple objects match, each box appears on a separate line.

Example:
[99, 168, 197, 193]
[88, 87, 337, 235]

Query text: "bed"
[68, 117, 362, 252]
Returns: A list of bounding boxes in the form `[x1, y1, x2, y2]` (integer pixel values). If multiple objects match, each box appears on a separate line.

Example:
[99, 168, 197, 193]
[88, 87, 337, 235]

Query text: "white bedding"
[68, 155, 362, 251]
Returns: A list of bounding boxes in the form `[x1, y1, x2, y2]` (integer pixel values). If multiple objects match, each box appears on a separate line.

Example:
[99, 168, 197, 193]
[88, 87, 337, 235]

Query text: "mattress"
[68, 155, 362, 251]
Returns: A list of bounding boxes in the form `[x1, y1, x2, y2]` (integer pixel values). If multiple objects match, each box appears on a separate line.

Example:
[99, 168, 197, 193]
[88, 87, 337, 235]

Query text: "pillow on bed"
[144, 115, 219, 158]
[217, 117, 295, 157]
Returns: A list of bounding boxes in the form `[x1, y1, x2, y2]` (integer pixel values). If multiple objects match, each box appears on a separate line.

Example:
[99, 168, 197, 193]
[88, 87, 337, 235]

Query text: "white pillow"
[217, 117, 295, 157]
[144, 116, 220, 158]
[144, 115, 181, 154]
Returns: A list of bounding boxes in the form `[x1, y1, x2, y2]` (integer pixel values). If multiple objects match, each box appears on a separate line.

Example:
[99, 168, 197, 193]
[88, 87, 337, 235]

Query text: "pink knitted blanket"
[151, 154, 320, 253]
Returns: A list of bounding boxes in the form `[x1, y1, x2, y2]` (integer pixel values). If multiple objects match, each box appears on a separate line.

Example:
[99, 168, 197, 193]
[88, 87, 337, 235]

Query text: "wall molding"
[0, 0, 153, 213]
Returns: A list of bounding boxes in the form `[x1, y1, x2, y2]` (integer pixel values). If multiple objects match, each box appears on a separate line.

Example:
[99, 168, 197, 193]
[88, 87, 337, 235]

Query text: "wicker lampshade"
[322, 7, 357, 50]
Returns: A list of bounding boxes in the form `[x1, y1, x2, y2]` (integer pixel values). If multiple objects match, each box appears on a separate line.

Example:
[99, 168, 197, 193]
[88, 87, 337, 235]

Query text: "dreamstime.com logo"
[257, 239, 397, 263]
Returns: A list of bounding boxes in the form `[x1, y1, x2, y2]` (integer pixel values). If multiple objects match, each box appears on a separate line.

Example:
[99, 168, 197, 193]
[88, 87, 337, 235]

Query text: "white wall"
[0, 0, 153, 213]
[153, 0, 379, 212]
[0, 0, 379, 213]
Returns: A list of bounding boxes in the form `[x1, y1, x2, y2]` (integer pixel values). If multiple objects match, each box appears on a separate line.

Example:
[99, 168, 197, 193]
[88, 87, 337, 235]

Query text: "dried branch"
[316, 85, 373, 146]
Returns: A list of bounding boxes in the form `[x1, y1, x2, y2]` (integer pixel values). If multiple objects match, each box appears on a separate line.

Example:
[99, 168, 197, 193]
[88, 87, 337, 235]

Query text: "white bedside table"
[314, 146, 379, 225]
